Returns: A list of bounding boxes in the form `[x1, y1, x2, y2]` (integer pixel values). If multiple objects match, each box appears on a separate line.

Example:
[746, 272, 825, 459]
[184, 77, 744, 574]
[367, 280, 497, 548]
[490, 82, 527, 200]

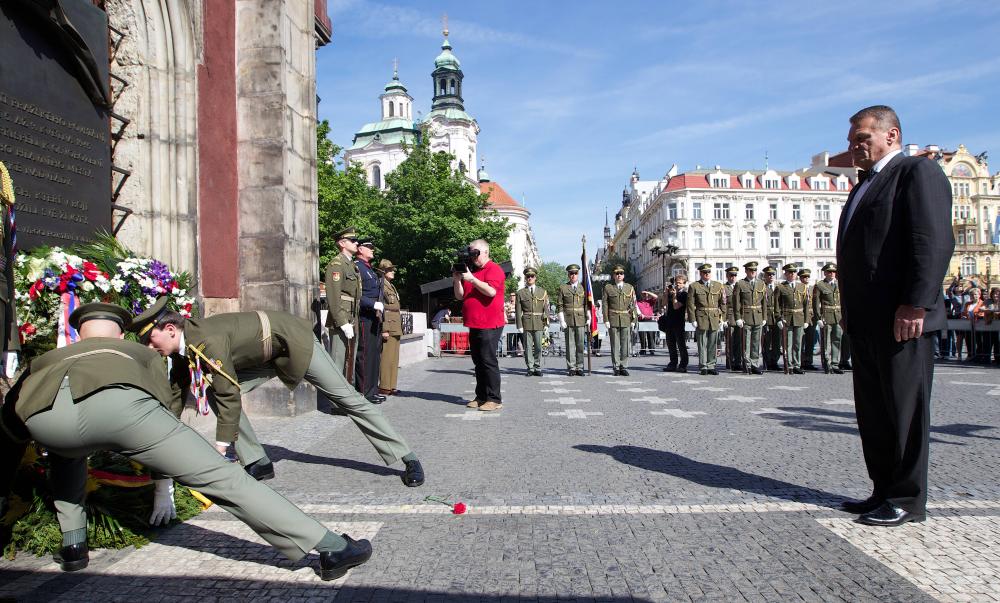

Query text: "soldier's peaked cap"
[822, 263, 838, 272]
[762, 266, 776, 274]
[725, 266, 739, 274]
[698, 263, 712, 272]
[613, 265, 625, 273]
[566, 264, 580, 273]
[743, 261, 759, 269]
[358, 237, 375, 248]
[69, 302, 132, 332]
[127, 296, 173, 343]
[334, 226, 357, 240]
[523, 266, 538, 276]
[782, 263, 797, 272]
[377, 259, 396, 273]
[798, 268, 811, 277]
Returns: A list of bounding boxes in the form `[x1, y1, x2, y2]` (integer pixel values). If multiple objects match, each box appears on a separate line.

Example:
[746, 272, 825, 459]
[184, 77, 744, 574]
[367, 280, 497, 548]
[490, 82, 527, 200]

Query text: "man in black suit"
[836, 105, 954, 527]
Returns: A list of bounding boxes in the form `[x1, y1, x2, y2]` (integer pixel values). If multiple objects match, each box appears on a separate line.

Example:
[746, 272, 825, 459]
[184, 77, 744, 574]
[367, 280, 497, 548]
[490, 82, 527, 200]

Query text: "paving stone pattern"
[2, 351, 999, 601]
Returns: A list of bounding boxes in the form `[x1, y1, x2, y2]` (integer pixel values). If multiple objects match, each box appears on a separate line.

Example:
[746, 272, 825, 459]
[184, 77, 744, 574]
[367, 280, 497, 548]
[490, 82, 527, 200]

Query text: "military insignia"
[331, 272, 341, 282]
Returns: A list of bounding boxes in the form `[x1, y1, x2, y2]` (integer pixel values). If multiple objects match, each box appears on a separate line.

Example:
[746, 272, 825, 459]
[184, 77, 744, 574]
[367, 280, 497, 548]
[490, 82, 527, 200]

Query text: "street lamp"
[647, 237, 679, 291]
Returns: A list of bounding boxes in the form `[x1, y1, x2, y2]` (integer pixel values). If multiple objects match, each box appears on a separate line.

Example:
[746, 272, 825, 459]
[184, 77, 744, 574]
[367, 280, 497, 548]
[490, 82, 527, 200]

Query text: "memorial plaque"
[0, 0, 111, 249]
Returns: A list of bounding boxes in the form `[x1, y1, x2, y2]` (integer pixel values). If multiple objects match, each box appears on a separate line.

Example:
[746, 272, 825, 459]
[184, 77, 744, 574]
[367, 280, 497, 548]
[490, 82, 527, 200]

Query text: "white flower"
[110, 277, 126, 292]
[81, 281, 95, 292]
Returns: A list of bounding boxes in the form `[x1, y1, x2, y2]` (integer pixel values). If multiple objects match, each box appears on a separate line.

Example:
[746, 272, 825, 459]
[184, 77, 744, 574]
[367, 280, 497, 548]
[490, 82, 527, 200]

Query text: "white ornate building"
[477, 167, 541, 285]
[608, 159, 858, 292]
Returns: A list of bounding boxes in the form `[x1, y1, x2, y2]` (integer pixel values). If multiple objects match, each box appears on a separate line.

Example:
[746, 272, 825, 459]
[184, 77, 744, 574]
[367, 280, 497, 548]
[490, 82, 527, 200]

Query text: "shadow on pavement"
[574, 444, 841, 507]
[263, 444, 399, 477]
[398, 390, 467, 405]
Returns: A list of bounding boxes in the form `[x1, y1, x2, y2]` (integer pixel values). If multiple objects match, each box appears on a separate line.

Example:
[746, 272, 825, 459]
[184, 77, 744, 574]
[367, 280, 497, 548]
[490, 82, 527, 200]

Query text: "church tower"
[381, 59, 413, 121]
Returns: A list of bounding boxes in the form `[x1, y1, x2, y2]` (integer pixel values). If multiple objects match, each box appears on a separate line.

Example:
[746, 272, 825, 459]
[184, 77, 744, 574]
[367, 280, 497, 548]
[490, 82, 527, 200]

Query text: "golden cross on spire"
[442, 13, 449, 37]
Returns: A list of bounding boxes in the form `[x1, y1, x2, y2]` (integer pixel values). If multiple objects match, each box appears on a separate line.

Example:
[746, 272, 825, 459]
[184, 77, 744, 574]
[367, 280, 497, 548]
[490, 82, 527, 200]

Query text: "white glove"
[736, 319, 745, 328]
[517, 327, 524, 333]
[720, 321, 729, 329]
[815, 319, 825, 329]
[373, 301, 385, 312]
[688, 321, 697, 330]
[3, 352, 18, 378]
[777, 320, 785, 329]
[149, 478, 177, 526]
[604, 322, 611, 330]
[340, 323, 355, 340]
[559, 313, 567, 330]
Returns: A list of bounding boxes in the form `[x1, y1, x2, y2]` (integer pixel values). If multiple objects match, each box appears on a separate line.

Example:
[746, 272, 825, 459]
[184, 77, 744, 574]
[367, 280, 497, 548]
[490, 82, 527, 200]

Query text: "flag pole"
[583, 235, 592, 375]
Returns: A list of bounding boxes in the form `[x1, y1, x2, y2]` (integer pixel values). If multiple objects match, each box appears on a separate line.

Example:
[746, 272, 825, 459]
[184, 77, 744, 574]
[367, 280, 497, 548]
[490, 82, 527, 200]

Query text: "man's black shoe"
[699, 368, 709, 375]
[402, 459, 425, 487]
[55, 543, 89, 572]
[676, 366, 687, 373]
[751, 366, 763, 375]
[792, 368, 804, 375]
[832, 367, 844, 374]
[576, 369, 587, 376]
[620, 369, 630, 376]
[663, 365, 677, 372]
[535, 369, 544, 376]
[567, 370, 575, 377]
[707, 369, 719, 375]
[320, 534, 373, 580]
[857, 502, 925, 527]
[368, 394, 386, 404]
[840, 495, 883, 515]
[526, 370, 534, 377]
[840, 363, 853, 370]
[245, 460, 275, 481]
[824, 368, 832, 374]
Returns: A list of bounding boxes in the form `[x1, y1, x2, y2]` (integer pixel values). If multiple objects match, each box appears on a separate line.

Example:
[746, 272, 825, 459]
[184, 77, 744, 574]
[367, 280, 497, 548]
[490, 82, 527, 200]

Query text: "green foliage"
[504, 274, 519, 295]
[535, 261, 567, 299]
[316, 122, 512, 307]
[596, 253, 638, 284]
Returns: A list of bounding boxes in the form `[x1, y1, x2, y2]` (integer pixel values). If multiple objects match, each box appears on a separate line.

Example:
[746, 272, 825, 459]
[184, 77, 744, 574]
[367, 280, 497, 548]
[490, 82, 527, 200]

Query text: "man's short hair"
[157, 310, 186, 329]
[850, 105, 902, 135]
[469, 239, 489, 255]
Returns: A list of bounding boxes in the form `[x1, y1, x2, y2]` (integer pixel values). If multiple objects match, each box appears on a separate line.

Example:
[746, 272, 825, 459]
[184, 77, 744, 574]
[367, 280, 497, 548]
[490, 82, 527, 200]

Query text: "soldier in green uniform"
[732, 261, 766, 374]
[556, 264, 587, 376]
[515, 267, 549, 376]
[378, 259, 404, 395]
[130, 297, 424, 487]
[602, 265, 637, 376]
[798, 268, 816, 370]
[775, 264, 808, 374]
[723, 266, 743, 371]
[686, 263, 726, 375]
[0, 303, 371, 579]
[813, 263, 844, 374]
[761, 266, 782, 370]
[325, 227, 362, 377]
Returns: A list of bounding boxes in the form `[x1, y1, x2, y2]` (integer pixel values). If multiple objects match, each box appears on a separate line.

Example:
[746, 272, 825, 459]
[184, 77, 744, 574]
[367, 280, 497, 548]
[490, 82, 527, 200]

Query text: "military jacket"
[556, 283, 587, 327]
[686, 280, 725, 330]
[9, 338, 173, 428]
[602, 283, 637, 327]
[723, 281, 738, 323]
[325, 253, 361, 329]
[516, 286, 550, 331]
[812, 280, 842, 324]
[733, 278, 767, 326]
[382, 281, 403, 337]
[764, 284, 780, 326]
[356, 259, 383, 320]
[170, 311, 315, 442]
[776, 281, 810, 327]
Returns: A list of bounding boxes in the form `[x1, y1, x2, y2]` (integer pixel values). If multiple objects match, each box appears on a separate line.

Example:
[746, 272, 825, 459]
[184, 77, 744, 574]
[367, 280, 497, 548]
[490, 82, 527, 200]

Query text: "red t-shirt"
[462, 261, 506, 329]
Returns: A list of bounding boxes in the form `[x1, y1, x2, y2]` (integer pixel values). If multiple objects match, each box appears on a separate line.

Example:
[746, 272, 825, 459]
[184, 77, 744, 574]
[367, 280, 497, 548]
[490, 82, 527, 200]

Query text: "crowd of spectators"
[942, 277, 1000, 364]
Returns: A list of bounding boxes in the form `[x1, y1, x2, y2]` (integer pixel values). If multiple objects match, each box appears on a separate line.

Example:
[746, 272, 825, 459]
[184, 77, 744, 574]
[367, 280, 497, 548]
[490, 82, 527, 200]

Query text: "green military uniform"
[761, 267, 782, 370]
[775, 264, 809, 371]
[732, 262, 766, 373]
[602, 267, 637, 374]
[812, 263, 843, 372]
[556, 264, 587, 374]
[130, 297, 414, 469]
[0, 304, 339, 562]
[0, 162, 20, 364]
[515, 267, 549, 374]
[723, 268, 742, 371]
[378, 262, 403, 393]
[325, 227, 362, 377]
[686, 265, 725, 373]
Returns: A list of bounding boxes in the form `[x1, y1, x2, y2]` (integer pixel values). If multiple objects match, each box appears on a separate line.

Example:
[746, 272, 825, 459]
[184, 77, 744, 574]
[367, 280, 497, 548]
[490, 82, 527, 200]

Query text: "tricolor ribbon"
[56, 292, 80, 348]
[188, 355, 210, 415]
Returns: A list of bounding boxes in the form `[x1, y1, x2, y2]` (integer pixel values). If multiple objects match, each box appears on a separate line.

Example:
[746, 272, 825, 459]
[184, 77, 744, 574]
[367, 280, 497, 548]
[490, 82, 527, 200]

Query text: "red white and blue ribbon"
[188, 355, 210, 415]
[56, 292, 80, 348]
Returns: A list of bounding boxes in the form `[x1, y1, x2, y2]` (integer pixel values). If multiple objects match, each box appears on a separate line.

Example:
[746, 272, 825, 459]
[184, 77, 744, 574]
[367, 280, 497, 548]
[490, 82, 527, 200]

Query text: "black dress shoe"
[402, 459, 425, 487]
[699, 368, 709, 375]
[367, 394, 386, 404]
[55, 543, 89, 572]
[576, 369, 587, 376]
[245, 460, 276, 481]
[567, 370, 575, 377]
[840, 495, 883, 514]
[750, 367, 763, 375]
[663, 365, 677, 372]
[320, 534, 373, 580]
[857, 502, 925, 527]
[832, 367, 844, 374]
[620, 369, 630, 376]
[792, 368, 804, 375]
[707, 369, 719, 375]
[676, 367, 687, 373]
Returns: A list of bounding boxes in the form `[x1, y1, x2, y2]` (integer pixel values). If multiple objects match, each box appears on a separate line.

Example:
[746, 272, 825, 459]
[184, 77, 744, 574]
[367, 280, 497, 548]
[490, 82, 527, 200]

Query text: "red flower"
[82, 261, 102, 281]
[28, 280, 44, 300]
[19, 323, 36, 343]
[452, 502, 467, 514]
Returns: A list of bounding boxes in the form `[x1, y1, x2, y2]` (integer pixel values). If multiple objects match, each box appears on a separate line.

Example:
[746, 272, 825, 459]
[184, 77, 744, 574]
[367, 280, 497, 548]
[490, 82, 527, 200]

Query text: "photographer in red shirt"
[453, 239, 506, 411]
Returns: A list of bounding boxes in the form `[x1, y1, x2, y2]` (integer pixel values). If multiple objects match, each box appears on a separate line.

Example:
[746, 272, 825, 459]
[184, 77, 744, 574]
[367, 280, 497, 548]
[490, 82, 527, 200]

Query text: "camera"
[452, 247, 480, 273]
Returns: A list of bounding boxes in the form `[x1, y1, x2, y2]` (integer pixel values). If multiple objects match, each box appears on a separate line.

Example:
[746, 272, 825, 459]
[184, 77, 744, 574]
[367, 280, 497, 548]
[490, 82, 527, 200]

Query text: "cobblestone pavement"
[3, 348, 1000, 602]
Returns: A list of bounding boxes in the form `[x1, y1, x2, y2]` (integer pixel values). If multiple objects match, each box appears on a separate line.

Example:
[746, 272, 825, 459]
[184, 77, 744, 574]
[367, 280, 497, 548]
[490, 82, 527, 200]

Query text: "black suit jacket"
[836, 153, 954, 336]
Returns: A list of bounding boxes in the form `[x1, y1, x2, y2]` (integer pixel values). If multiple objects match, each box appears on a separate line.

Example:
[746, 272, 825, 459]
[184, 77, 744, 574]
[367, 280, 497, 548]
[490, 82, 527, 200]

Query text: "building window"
[714, 230, 732, 249]
[746, 231, 756, 249]
[789, 179, 799, 190]
[793, 231, 802, 249]
[667, 202, 678, 220]
[815, 204, 830, 221]
[958, 205, 971, 219]
[769, 203, 778, 220]
[710, 176, 728, 188]
[715, 263, 732, 281]
[713, 202, 730, 220]
[837, 179, 848, 191]
[742, 176, 755, 188]
[371, 165, 381, 189]
[816, 231, 831, 249]
[389, 101, 394, 117]
[745, 204, 755, 220]
[764, 178, 779, 189]
[770, 231, 780, 250]
[692, 202, 702, 220]
[968, 230, 976, 245]
[958, 231, 965, 245]
[693, 230, 703, 249]
[813, 179, 829, 191]
[792, 204, 801, 221]
[962, 256, 977, 276]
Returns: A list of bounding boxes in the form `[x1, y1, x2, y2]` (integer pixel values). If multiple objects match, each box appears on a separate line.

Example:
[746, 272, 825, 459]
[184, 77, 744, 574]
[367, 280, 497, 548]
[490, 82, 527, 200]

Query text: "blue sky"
[317, 0, 1000, 266]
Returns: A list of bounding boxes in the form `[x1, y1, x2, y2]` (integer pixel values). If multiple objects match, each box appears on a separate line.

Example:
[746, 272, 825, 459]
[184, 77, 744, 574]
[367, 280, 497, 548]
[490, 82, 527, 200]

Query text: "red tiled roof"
[481, 182, 521, 209]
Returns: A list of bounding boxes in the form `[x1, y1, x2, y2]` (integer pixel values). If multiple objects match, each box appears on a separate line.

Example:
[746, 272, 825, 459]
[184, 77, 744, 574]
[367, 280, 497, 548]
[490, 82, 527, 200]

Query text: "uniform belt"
[386, 308, 401, 313]
[745, 305, 761, 309]
[823, 305, 841, 309]
[611, 309, 631, 314]
[523, 312, 543, 316]
[700, 308, 720, 313]
[340, 294, 355, 301]
[788, 309, 803, 312]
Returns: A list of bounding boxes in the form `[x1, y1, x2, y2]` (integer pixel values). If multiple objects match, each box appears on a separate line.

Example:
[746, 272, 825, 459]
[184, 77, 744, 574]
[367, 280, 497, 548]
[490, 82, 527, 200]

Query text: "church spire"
[431, 14, 464, 111]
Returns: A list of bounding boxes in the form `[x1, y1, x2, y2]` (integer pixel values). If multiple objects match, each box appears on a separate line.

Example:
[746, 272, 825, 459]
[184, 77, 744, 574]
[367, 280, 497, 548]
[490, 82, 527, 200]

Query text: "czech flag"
[581, 249, 599, 336]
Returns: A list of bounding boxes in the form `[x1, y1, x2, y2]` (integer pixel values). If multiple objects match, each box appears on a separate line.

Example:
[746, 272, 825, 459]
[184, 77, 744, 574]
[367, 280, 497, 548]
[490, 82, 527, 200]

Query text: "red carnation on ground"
[452, 502, 467, 514]
[425, 495, 468, 515]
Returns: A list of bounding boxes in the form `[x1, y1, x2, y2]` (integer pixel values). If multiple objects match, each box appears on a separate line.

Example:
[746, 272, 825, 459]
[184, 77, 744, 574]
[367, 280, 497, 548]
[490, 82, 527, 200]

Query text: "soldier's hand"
[688, 321, 697, 330]
[341, 323, 355, 340]
[373, 301, 385, 312]
[777, 320, 785, 329]
[604, 322, 611, 330]
[815, 319, 825, 329]
[149, 478, 177, 526]
[517, 327, 524, 333]
[2, 352, 18, 377]
[736, 319, 745, 328]
[720, 321, 729, 329]
[382, 332, 389, 341]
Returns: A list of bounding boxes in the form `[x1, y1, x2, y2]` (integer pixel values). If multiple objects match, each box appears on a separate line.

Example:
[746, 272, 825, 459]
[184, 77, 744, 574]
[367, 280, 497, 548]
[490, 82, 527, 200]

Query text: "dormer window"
[742, 175, 755, 188]
[810, 176, 830, 191]
[764, 177, 779, 189]
[710, 174, 729, 188]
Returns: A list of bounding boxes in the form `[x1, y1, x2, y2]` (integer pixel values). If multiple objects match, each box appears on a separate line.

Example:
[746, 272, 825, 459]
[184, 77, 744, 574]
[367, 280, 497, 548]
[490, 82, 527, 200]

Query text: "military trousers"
[24, 380, 331, 560]
[725, 326, 743, 370]
[237, 339, 412, 466]
[696, 329, 720, 369]
[609, 326, 631, 369]
[379, 334, 401, 391]
[821, 323, 844, 368]
[522, 329, 544, 371]
[205, 389, 268, 467]
[784, 326, 803, 369]
[330, 324, 359, 378]
[564, 325, 586, 370]
[763, 325, 782, 369]
[742, 324, 763, 368]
